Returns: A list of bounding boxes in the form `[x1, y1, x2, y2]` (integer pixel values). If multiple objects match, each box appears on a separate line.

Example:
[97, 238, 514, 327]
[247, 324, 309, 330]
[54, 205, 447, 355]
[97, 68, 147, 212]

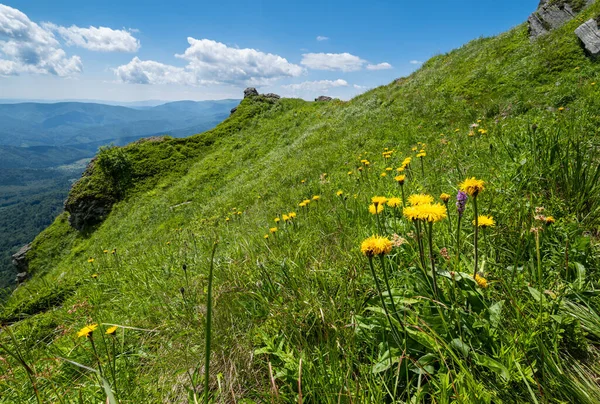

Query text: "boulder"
[263, 93, 281, 99]
[528, 0, 594, 39]
[16, 272, 27, 284]
[315, 96, 333, 102]
[11, 243, 31, 274]
[243, 87, 259, 98]
[66, 195, 113, 231]
[230, 106, 238, 115]
[575, 18, 600, 58]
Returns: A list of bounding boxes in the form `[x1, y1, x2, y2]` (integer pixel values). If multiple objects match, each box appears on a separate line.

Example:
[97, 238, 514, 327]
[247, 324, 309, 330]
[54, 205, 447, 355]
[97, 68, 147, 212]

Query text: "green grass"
[1, 4, 600, 402]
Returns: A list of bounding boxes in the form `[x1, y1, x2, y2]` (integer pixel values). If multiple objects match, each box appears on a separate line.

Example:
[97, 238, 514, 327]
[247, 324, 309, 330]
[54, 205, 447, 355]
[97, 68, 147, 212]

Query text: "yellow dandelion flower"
[403, 206, 421, 221]
[274, 217, 280, 223]
[369, 203, 385, 215]
[416, 152, 426, 158]
[111, 249, 116, 254]
[348, 171, 353, 175]
[87, 258, 94, 263]
[360, 235, 393, 257]
[358, 166, 364, 172]
[402, 157, 412, 166]
[474, 274, 488, 288]
[103, 249, 109, 254]
[380, 172, 387, 177]
[371, 196, 388, 206]
[166, 241, 171, 245]
[475, 215, 495, 228]
[454, 128, 460, 132]
[289, 212, 297, 218]
[415, 203, 448, 222]
[301, 179, 306, 184]
[545, 216, 556, 224]
[385, 167, 393, 172]
[412, 147, 418, 152]
[395, 174, 406, 185]
[264, 234, 269, 239]
[361, 159, 370, 166]
[396, 166, 405, 172]
[91, 273, 98, 279]
[460, 177, 485, 197]
[225, 217, 230, 222]
[269, 227, 278, 233]
[77, 324, 98, 338]
[105, 326, 118, 336]
[387, 198, 402, 208]
[440, 193, 451, 203]
[312, 195, 320, 201]
[303, 199, 311, 205]
[299, 202, 306, 207]
[408, 194, 434, 206]
[282, 214, 290, 222]
[336, 190, 344, 196]
[558, 107, 565, 112]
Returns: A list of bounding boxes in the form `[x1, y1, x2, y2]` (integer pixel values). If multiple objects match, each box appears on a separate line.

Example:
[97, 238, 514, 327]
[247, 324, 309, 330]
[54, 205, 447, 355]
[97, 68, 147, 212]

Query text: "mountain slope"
[1, 5, 600, 403]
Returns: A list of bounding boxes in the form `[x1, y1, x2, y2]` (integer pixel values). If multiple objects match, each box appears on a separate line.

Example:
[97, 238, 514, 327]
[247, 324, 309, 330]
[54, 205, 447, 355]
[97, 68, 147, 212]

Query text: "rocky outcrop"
[315, 96, 333, 102]
[230, 106, 238, 115]
[12, 243, 31, 284]
[244, 87, 259, 98]
[263, 93, 281, 99]
[528, 0, 594, 38]
[575, 18, 600, 57]
[66, 195, 114, 231]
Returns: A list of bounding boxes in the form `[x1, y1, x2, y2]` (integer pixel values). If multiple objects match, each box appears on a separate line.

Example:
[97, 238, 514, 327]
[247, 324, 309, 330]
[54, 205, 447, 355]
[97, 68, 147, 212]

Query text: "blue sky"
[1, 0, 537, 102]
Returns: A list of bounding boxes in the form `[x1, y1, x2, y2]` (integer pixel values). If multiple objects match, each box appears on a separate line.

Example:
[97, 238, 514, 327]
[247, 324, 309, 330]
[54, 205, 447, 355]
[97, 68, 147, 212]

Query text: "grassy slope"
[2, 6, 600, 403]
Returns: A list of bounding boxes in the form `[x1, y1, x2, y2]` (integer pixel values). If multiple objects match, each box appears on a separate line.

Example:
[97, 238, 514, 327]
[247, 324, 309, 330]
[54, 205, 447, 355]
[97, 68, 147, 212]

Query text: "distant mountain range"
[0, 99, 239, 168]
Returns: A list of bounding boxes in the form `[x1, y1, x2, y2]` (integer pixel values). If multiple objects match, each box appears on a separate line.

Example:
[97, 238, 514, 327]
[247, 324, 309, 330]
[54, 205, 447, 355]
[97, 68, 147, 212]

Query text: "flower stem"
[428, 222, 439, 297]
[368, 257, 403, 346]
[379, 255, 405, 331]
[455, 215, 462, 271]
[473, 196, 479, 278]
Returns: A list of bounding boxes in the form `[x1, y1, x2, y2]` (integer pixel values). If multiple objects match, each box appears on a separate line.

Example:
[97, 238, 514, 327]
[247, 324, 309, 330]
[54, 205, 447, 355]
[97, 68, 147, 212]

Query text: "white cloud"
[353, 84, 368, 89]
[44, 23, 140, 52]
[0, 4, 82, 76]
[282, 79, 348, 91]
[115, 38, 304, 86]
[316, 36, 329, 41]
[410, 60, 423, 65]
[366, 62, 392, 70]
[301, 52, 365, 72]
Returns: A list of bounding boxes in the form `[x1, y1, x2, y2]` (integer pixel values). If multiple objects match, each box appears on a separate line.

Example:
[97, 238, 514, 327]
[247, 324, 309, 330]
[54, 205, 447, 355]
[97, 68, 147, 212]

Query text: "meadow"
[1, 5, 600, 403]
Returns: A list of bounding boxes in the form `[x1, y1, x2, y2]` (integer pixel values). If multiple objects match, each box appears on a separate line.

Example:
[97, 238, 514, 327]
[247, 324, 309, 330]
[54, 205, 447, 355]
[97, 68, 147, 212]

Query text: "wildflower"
[289, 212, 297, 218]
[301, 179, 306, 184]
[369, 203, 384, 215]
[77, 324, 98, 338]
[474, 274, 488, 289]
[312, 195, 320, 201]
[274, 217, 280, 223]
[475, 215, 495, 228]
[403, 206, 421, 221]
[440, 247, 450, 261]
[264, 234, 269, 239]
[91, 273, 98, 279]
[415, 203, 448, 222]
[361, 159, 370, 166]
[166, 241, 171, 245]
[348, 171, 353, 175]
[282, 214, 290, 222]
[358, 167, 363, 172]
[387, 198, 402, 208]
[416, 152, 426, 158]
[385, 167, 393, 172]
[303, 199, 311, 205]
[87, 257, 94, 263]
[440, 193, 451, 203]
[535, 206, 546, 214]
[558, 107, 565, 112]
[336, 190, 344, 197]
[408, 194, 434, 206]
[225, 217, 230, 222]
[269, 227, 278, 233]
[111, 249, 116, 254]
[103, 249, 108, 254]
[391, 234, 408, 247]
[395, 174, 406, 184]
[460, 177, 485, 197]
[545, 216, 556, 224]
[380, 172, 387, 177]
[299, 202, 306, 207]
[105, 326, 118, 336]
[402, 157, 412, 166]
[371, 196, 388, 206]
[411, 146, 418, 152]
[456, 191, 468, 217]
[360, 236, 393, 257]
[396, 166, 405, 172]
[454, 128, 460, 132]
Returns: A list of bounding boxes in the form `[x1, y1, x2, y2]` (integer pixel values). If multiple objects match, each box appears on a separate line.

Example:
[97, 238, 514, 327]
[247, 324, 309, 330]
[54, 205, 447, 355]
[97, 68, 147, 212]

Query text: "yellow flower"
[380, 172, 387, 177]
[91, 273, 98, 279]
[166, 241, 171, 245]
[440, 193, 451, 203]
[395, 174, 406, 185]
[545, 216, 556, 224]
[416, 152, 426, 158]
[360, 235, 393, 257]
[385, 167, 393, 172]
[558, 107, 565, 112]
[289, 212, 297, 218]
[299, 202, 306, 207]
[87, 257, 94, 263]
[312, 195, 320, 201]
[336, 190, 344, 196]
[369, 203, 384, 214]
[225, 217, 230, 222]
[77, 324, 98, 338]
[408, 194, 434, 206]
[264, 234, 269, 239]
[303, 199, 311, 205]
[301, 179, 306, 184]
[402, 157, 412, 166]
[460, 177, 485, 197]
[361, 159, 370, 165]
[403, 206, 420, 221]
[111, 249, 116, 254]
[371, 196, 388, 206]
[282, 214, 290, 222]
[274, 217, 280, 223]
[387, 198, 402, 208]
[269, 227, 278, 233]
[358, 167, 363, 172]
[105, 326, 118, 336]
[348, 171, 353, 175]
[411, 147, 418, 152]
[474, 274, 488, 289]
[415, 203, 448, 222]
[475, 215, 495, 228]
[454, 128, 460, 132]
[103, 249, 109, 254]
[396, 166, 405, 172]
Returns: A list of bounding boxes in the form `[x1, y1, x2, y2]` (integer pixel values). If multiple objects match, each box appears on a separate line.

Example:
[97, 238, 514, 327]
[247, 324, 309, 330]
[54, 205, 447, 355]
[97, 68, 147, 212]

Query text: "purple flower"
[456, 191, 468, 217]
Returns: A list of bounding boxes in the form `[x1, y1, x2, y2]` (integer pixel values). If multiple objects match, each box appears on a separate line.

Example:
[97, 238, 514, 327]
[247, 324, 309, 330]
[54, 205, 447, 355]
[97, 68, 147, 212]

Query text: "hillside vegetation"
[1, 4, 600, 403]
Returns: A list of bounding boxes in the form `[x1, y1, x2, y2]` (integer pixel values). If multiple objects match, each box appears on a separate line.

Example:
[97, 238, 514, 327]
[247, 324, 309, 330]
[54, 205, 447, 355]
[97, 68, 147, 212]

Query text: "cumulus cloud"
[316, 36, 329, 41]
[44, 23, 140, 52]
[282, 79, 348, 91]
[0, 4, 82, 76]
[410, 60, 423, 65]
[366, 62, 392, 70]
[115, 38, 304, 86]
[300, 52, 365, 72]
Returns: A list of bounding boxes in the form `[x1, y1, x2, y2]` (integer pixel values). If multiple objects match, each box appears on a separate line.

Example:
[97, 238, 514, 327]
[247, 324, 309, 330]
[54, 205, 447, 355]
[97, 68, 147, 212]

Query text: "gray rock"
[11, 243, 31, 274]
[575, 19, 600, 57]
[230, 106, 238, 115]
[263, 93, 281, 99]
[16, 272, 27, 284]
[243, 87, 259, 98]
[66, 196, 113, 231]
[315, 96, 333, 102]
[528, 0, 594, 39]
